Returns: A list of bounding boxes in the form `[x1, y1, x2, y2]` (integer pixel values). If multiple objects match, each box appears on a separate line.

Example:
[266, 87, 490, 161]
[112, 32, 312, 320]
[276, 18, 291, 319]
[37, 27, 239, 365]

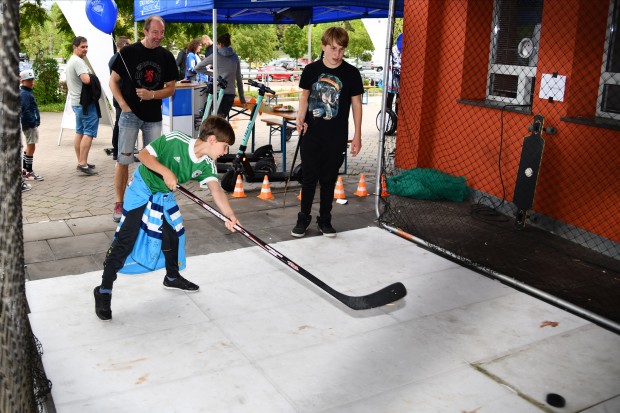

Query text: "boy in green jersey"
[94, 115, 240, 320]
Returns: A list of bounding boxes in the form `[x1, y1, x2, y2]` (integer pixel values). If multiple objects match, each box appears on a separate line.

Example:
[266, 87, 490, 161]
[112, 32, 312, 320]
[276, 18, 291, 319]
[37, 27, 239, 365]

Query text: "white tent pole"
[212, 9, 219, 114]
[134, 21, 138, 42]
[375, 0, 396, 215]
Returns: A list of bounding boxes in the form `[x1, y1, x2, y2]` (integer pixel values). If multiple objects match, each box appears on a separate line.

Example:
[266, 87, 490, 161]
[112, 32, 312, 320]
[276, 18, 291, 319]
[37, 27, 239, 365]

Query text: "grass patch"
[39, 102, 65, 112]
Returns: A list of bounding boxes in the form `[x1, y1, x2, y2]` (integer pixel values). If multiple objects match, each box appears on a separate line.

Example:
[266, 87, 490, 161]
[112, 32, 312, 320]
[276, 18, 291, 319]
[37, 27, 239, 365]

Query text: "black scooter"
[217, 82, 276, 167]
[219, 80, 302, 192]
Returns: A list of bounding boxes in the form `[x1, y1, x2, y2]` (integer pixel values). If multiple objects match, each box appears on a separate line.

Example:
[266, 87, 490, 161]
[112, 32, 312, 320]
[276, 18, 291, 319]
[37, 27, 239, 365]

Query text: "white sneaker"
[24, 171, 44, 181]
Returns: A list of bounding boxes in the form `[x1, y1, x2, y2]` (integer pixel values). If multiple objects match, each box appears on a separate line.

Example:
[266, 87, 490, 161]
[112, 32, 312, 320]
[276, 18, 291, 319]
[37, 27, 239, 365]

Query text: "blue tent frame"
[134, 1, 404, 24]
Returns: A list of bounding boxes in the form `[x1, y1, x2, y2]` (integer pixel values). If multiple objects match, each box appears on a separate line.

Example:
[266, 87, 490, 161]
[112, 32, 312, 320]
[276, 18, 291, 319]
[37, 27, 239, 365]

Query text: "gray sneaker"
[77, 165, 98, 175]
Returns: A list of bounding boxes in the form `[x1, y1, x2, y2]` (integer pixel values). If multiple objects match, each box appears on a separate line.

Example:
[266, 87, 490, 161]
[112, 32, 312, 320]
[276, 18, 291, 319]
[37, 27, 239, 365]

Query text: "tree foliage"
[281, 25, 307, 60]
[32, 58, 62, 104]
[234, 25, 278, 67]
[19, 0, 47, 39]
[309, 21, 374, 61]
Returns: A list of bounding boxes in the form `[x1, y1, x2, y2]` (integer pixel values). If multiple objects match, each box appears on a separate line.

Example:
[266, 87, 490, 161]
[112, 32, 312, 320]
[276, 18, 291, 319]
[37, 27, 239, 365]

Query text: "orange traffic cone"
[380, 173, 389, 197]
[354, 173, 370, 197]
[334, 176, 346, 200]
[257, 175, 275, 200]
[232, 174, 246, 198]
[297, 189, 302, 200]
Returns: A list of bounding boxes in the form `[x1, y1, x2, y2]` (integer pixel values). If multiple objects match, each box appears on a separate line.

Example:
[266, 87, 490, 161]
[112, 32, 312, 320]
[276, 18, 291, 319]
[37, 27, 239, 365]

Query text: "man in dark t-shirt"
[109, 15, 178, 223]
[292, 27, 363, 238]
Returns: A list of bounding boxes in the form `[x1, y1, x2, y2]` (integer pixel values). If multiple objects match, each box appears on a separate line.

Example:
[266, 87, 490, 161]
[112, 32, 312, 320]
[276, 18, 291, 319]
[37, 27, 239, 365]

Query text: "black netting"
[378, 0, 620, 327]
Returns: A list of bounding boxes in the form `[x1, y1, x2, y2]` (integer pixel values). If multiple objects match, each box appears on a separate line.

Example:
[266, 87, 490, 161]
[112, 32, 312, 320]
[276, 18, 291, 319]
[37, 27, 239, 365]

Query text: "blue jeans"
[72, 103, 99, 137]
[117, 112, 162, 165]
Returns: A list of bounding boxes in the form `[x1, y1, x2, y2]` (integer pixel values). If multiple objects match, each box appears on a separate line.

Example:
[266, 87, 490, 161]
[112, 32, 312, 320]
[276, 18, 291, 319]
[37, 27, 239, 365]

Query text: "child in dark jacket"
[20, 69, 43, 182]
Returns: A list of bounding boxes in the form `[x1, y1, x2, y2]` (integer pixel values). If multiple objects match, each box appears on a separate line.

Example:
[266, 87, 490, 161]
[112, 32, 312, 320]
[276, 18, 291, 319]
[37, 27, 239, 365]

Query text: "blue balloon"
[396, 33, 403, 53]
[85, 0, 118, 34]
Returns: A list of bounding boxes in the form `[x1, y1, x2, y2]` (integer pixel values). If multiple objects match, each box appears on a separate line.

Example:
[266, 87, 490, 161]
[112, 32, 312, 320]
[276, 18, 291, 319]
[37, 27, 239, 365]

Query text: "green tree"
[281, 25, 307, 63]
[309, 21, 373, 62]
[234, 25, 278, 67]
[19, 0, 48, 57]
[21, 4, 71, 61]
[32, 58, 62, 104]
[344, 20, 374, 62]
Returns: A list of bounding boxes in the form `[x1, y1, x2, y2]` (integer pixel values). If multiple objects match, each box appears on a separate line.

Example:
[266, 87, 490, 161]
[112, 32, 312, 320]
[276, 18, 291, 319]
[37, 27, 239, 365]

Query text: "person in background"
[197, 35, 214, 83]
[185, 38, 202, 81]
[195, 33, 245, 118]
[201, 34, 214, 58]
[108, 36, 131, 160]
[66, 36, 99, 175]
[292, 27, 363, 238]
[387, 33, 402, 110]
[175, 44, 188, 81]
[93, 116, 241, 321]
[19, 69, 43, 182]
[109, 15, 178, 223]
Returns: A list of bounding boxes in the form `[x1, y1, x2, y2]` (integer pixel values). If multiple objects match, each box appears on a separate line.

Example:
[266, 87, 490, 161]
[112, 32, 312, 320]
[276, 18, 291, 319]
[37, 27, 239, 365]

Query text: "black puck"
[546, 393, 566, 408]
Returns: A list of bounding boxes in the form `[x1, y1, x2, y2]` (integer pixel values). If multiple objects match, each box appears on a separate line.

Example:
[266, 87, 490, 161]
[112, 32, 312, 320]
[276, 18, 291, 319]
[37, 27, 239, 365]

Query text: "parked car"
[346, 58, 383, 72]
[239, 61, 258, 80]
[282, 58, 310, 70]
[361, 69, 384, 86]
[256, 66, 298, 82]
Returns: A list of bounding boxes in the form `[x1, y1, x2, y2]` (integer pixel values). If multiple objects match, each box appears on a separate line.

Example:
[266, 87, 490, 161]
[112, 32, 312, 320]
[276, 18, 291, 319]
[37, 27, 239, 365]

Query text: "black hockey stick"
[283, 129, 303, 208]
[176, 185, 407, 310]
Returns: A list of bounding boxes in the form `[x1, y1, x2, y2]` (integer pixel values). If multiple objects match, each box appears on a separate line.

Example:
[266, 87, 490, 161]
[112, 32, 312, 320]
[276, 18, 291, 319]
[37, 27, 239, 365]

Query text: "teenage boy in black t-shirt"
[292, 27, 363, 238]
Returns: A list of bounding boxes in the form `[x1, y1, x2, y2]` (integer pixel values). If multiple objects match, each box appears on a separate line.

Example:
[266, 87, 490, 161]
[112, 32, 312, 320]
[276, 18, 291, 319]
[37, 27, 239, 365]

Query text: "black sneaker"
[291, 212, 312, 238]
[163, 274, 199, 291]
[317, 216, 337, 237]
[77, 164, 98, 175]
[94, 287, 112, 321]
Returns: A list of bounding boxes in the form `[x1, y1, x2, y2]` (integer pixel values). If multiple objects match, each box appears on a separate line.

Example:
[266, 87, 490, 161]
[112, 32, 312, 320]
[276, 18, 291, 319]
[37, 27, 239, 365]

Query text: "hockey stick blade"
[177, 185, 407, 310]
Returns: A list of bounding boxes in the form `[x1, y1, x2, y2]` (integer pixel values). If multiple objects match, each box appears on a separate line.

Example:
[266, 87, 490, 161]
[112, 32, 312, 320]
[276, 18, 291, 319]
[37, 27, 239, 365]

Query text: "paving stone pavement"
[22, 96, 385, 223]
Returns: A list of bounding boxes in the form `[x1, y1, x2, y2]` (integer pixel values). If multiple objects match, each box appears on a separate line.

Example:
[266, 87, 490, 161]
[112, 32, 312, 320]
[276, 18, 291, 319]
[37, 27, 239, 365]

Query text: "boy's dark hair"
[72, 36, 87, 47]
[321, 27, 349, 48]
[217, 33, 232, 48]
[199, 115, 235, 145]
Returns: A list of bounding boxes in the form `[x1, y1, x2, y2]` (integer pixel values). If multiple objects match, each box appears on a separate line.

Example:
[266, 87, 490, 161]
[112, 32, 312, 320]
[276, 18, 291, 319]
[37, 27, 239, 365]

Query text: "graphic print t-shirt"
[299, 59, 363, 142]
[111, 42, 178, 122]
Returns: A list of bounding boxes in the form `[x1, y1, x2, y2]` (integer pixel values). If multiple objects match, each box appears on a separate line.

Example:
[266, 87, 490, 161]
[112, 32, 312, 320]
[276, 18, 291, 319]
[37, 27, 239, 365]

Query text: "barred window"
[487, 0, 544, 106]
[597, 0, 620, 119]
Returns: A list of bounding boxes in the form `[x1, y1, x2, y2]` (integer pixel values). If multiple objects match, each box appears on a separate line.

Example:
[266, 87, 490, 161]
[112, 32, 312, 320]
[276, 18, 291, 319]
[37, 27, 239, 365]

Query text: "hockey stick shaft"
[176, 185, 407, 310]
[283, 129, 303, 208]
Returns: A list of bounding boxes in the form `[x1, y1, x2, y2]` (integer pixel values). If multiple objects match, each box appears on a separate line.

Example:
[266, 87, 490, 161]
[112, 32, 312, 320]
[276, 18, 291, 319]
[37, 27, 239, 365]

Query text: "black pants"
[219, 94, 236, 120]
[299, 132, 347, 219]
[101, 204, 180, 290]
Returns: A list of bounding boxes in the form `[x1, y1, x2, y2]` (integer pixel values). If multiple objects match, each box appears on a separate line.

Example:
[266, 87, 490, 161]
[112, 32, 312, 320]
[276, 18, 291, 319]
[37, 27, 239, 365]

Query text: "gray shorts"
[23, 127, 39, 145]
[117, 112, 161, 165]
